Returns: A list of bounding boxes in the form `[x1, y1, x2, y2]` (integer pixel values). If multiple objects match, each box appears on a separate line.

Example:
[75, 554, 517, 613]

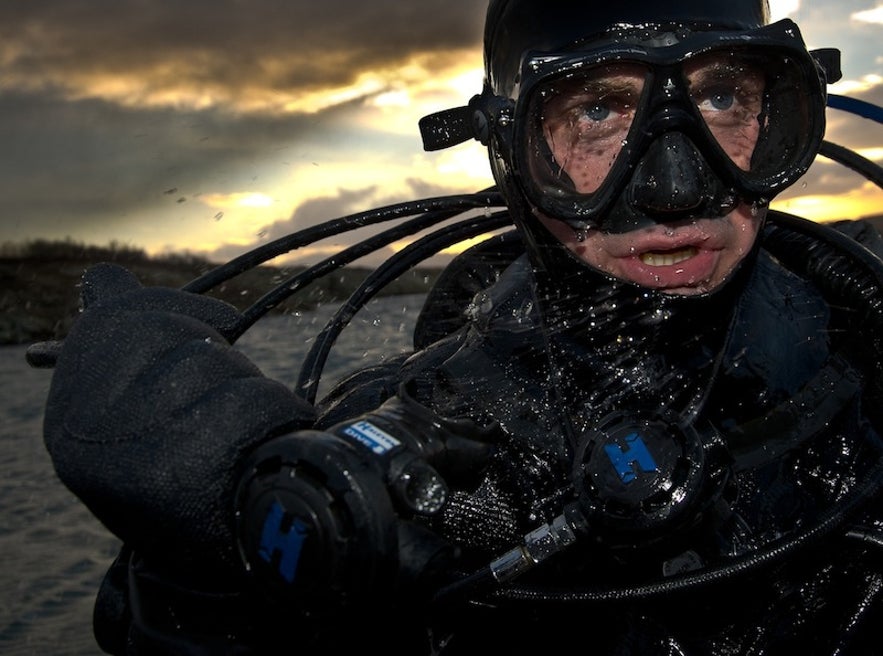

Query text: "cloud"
[0, 86, 326, 238]
[768, 0, 800, 21]
[204, 175, 487, 268]
[0, 1, 492, 251]
[0, 1, 486, 114]
[852, 6, 883, 24]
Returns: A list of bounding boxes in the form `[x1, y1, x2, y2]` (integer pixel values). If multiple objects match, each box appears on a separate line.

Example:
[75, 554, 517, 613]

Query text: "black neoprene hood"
[485, 0, 771, 97]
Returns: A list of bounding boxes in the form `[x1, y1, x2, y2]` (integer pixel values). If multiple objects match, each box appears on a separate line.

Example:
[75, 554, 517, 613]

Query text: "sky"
[1, 0, 882, 268]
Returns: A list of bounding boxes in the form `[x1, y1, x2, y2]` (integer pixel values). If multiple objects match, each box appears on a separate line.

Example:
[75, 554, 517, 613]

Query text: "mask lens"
[701, 49, 817, 186]
[527, 62, 649, 198]
[685, 52, 765, 172]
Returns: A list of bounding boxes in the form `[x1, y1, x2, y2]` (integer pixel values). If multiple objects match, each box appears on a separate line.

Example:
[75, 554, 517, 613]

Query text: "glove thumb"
[80, 262, 142, 309]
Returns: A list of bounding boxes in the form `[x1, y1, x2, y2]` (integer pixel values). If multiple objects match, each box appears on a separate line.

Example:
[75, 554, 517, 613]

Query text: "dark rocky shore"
[0, 241, 441, 346]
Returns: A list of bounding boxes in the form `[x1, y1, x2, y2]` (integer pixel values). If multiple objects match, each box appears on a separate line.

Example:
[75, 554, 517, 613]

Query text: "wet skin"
[538, 204, 765, 295]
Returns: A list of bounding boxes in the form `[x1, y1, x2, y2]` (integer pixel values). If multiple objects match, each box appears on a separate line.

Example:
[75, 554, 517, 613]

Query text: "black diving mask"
[507, 20, 828, 233]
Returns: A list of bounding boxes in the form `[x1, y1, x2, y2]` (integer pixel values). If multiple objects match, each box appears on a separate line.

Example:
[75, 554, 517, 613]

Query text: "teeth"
[640, 247, 698, 267]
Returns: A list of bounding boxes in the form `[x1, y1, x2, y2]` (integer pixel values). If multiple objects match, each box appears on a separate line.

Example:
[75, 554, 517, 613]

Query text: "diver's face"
[537, 203, 764, 295]
[534, 52, 766, 295]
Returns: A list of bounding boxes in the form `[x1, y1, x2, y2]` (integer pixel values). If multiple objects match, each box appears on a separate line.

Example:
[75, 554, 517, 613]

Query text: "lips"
[616, 244, 719, 292]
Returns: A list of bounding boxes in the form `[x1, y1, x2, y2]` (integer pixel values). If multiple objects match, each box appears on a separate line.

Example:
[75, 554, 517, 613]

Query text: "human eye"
[577, 98, 613, 123]
[688, 60, 763, 123]
[539, 66, 643, 146]
[542, 91, 621, 141]
[695, 87, 736, 113]
[571, 85, 639, 128]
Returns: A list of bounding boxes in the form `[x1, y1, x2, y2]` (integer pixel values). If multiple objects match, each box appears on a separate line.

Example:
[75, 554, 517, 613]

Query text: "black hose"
[227, 204, 501, 341]
[827, 94, 883, 125]
[296, 211, 513, 404]
[181, 191, 503, 295]
[819, 140, 883, 190]
[845, 527, 883, 550]
[436, 455, 883, 606]
[763, 211, 883, 357]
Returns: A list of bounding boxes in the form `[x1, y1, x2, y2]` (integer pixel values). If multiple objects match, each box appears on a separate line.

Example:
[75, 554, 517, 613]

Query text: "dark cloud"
[0, 87, 336, 234]
[0, 1, 488, 248]
[0, 1, 486, 100]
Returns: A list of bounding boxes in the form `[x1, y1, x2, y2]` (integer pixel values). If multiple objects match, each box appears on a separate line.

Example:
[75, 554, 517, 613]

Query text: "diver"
[33, 0, 883, 654]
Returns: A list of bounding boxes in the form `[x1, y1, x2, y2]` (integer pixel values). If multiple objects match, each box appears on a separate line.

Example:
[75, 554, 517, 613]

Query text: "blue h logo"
[603, 432, 658, 484]
[258, 501, 308, 583]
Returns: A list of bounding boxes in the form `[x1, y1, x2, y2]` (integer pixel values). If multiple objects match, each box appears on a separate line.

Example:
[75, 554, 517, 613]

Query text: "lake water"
[0, 295, 424, 655]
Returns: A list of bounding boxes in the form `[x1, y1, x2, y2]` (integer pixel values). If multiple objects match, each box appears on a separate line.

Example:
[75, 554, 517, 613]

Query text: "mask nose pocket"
[627, 132, 716, 217]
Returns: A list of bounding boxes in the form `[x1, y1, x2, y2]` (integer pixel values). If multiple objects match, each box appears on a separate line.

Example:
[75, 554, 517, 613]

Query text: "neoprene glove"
[42, 263, 317, 578]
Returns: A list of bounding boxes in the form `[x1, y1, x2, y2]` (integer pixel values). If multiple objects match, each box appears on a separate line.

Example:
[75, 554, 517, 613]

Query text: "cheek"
[547, 132, 620, 194]
[567, 152, 615, 193]
[537, 214, 575, 245]
[733, 207, 763, 244]
[536, 215, 617, 270]
[724, 124, 761, 171]
[717, 211, 763, 270]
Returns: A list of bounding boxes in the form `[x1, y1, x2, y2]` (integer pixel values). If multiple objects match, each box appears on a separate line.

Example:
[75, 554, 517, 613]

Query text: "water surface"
[0, 295, 422, 655]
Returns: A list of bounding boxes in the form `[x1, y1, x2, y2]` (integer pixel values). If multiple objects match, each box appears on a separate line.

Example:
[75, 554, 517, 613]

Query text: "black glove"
[43, 263, 317, 578]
